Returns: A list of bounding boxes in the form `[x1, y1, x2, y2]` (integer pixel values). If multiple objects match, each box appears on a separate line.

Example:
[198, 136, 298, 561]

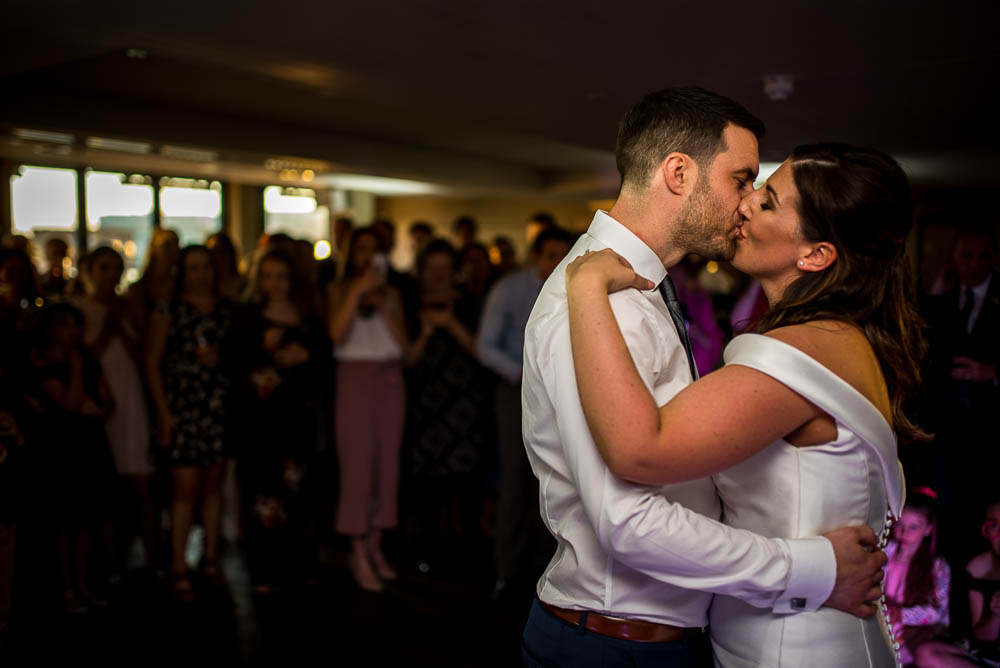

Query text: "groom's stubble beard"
[669, 174, 737, 262]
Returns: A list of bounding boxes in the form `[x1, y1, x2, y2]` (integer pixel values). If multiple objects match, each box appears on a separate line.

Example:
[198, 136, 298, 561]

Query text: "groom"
[521, 86, 887, 666]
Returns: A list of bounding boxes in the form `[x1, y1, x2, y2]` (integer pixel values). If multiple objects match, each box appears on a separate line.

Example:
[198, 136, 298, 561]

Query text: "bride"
[565, 142, 926, 667]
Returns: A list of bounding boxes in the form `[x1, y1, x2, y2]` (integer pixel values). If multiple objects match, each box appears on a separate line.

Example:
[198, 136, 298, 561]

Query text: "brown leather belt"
[540, 601, 687, 643]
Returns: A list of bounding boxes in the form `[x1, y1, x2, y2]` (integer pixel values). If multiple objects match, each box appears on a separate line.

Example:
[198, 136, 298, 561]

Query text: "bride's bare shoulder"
[763, 320, 890, 414]
[762, 319, 864, 357]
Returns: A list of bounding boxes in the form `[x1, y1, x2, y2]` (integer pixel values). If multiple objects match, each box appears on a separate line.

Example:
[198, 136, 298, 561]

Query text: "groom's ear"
[660, 152, 696, 196]
[799, 242, 838, 272]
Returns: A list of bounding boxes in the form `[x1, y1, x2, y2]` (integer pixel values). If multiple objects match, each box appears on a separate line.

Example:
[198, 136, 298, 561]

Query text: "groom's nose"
[738, 198, 751, 219]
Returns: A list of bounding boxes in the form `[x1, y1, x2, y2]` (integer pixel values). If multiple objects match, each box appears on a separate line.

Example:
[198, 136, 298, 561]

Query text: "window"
[10, 165, 79, 273]
[160, 177, 223, 248]
[263, 186, 330, 244]
[85, 170, 155, 284]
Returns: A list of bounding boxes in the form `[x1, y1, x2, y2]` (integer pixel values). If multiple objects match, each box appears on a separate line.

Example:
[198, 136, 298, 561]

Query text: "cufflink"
[790, 598, 807, 610]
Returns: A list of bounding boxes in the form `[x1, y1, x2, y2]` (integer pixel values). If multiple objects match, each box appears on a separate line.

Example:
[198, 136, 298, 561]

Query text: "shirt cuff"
[772, 537, 836, 614]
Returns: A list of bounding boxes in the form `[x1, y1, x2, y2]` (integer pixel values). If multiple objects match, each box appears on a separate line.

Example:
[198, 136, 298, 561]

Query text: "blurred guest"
[885, 488, 951, 665]
[964, 500, 1000, 662]
[729, 279, 770, 334]
[327, 228, 408, 592]
[371, 218, 415, 298]
[145, 245, 234, 602]
[525, 211, 557, 247]
[333, 217, 353, 256]
[489, 235, 518, 276]
[670, 257, 725, 373]
[0, 249, 38, 637]
[915, 498, 1000, 666]
[1, 234, 33, 256]
[125, 227, 180, 341]
[403, 238, 491, 572]
[453, 215, 478, 249]
[0, 248, 42, 336]
[921, 228, 1000, 563]
[236, 249, 329, 591]
[75, 247, 157, 575]
[0, 367, 26, 640]
[476, 227, 571, 608]
[292, 238, 321, 305]
[457, 241, 496, 313]
[408, 221, 433, 264]
[32, 303, 117, 612]
[206, 232, 246, 302]
[330, 217, 354, 284]
[40, 238, 70, 298]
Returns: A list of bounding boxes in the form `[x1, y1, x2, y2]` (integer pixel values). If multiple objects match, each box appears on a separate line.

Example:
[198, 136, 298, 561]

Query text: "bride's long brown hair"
[754, 143, 928, 442]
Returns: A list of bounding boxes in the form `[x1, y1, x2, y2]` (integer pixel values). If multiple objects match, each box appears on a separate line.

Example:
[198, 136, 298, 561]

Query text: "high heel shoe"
[369, 550, 398, 581]
[348, 554, 383, 593]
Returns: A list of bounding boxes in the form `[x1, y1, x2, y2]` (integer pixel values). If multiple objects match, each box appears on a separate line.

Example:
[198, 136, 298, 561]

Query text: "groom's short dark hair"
[616, 86, 765, 191]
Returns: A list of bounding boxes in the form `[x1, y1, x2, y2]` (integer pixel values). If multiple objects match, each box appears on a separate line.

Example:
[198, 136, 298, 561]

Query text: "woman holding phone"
[327, 227, 408, 592]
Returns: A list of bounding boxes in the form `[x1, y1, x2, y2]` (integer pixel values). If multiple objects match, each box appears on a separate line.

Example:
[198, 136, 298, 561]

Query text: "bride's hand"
[565, 249, 654, 294]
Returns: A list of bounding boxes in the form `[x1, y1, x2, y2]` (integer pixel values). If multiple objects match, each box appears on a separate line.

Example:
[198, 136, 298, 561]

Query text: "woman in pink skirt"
[327, 227, 409, 592]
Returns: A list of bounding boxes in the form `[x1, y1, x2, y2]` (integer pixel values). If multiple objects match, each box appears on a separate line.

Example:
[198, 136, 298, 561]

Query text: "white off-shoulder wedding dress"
[709, 334, 904, 668]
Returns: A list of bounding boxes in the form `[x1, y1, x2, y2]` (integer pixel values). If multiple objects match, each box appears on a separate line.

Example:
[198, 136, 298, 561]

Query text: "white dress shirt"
[521, 210, 836, 627]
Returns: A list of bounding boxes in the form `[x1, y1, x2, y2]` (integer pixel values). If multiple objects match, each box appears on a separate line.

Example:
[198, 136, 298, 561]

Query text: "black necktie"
[659, 275, 698, 379]
[959, 285, 975, 334]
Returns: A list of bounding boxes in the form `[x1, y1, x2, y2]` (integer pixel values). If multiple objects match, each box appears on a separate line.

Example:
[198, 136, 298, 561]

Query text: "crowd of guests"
[0, 212, 574, 638]
[1, 215, 998, 665]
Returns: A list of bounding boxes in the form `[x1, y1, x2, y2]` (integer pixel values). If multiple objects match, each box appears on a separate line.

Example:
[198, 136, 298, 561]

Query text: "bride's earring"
[798, 260, 805, 267]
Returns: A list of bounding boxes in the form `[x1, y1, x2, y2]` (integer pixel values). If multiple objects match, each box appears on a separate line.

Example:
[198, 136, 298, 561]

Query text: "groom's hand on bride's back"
[822, 526, 887, 619]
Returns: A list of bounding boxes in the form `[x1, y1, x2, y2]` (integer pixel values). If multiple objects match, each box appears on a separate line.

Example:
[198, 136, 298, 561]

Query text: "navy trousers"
[522, 598, 712, 667]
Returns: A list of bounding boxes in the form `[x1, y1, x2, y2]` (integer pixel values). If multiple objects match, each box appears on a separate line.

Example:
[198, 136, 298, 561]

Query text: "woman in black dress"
[403, 239, 493, 570]
[32, 302, 117, 612]
[146, 245, 234, 601]
[234, 249, 329, 591]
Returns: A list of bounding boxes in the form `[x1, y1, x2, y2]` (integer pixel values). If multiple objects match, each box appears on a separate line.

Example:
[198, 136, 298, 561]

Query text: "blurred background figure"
[921, 228, 1000, 565]
[452, 215, 478, 250]
[885, 488, 951, 666]
[125, 228, 180, 342]
[145, 245, 234, 602]
[488, 235, 518, 277]
[669, 257, 725, 373]
[328, 227, 408, 593]
[235, 249, 329, 592]
[476, 226, 572, 637]
[408, 221, 433, 265]
[402, 238, 491, 576]
[32, 302, 117, 613]
[75, 247, 157, 578]
[729, 279, 770, 335]
[39, 238, 70, 298]
[524, 212, 557, 248]
[457, 241, 496, 313]
[206, 232, 246, 302]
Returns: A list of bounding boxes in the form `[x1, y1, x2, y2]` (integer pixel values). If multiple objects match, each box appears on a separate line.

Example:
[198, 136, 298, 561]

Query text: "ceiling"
[2, 0, 998, 196]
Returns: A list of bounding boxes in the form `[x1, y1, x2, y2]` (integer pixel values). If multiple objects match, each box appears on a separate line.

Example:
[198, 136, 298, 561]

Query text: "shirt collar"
[586, 210, 667, 290]
[965, 273, 992, 298]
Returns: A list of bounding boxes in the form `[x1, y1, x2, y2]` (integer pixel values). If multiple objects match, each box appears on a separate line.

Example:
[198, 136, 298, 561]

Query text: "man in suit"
[922, 227, 1000, 563]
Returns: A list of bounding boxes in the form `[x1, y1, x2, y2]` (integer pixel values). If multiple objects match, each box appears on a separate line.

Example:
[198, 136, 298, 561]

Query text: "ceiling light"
[321, 174, 440, 195]
[13, 128, 74, 144]
[86, 136, 152, 154]
[762, 74, 794, 101]
[161, 145, 218, 163]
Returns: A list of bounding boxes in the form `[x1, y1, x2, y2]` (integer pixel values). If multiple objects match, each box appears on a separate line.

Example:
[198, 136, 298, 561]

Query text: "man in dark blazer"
[921, 227, 1000, 563]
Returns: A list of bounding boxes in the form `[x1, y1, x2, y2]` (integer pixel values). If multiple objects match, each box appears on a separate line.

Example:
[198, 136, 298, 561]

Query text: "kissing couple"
[521, 86, 921, 667]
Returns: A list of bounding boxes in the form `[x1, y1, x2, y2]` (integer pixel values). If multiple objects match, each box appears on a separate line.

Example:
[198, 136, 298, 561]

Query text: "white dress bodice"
[709, 334, 904, 667]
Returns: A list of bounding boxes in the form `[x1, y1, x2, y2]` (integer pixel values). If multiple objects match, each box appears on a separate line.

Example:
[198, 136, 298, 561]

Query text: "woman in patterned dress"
[146, 245, 234, 601]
